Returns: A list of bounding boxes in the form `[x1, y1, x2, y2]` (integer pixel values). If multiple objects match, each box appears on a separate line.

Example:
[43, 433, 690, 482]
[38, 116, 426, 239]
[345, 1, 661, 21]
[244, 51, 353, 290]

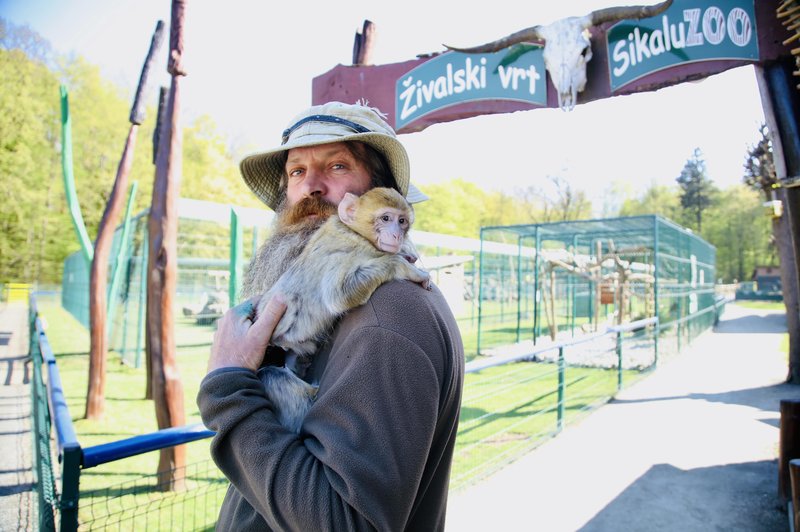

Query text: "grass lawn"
[36, 300, 651, 527]
[733, 300, 786, 311]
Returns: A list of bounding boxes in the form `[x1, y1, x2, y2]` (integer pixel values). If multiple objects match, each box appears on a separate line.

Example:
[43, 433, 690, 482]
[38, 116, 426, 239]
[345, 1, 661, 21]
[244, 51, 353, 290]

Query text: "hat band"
[281, 115, 371, 145]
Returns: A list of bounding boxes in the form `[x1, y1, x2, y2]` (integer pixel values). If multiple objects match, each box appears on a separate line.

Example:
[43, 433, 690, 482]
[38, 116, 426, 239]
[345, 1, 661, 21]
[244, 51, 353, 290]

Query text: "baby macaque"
[255, 187, 430, 433]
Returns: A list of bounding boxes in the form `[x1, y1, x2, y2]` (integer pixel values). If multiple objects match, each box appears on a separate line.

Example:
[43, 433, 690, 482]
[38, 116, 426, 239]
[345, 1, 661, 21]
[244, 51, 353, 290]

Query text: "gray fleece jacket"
[197, 280, 464, 531]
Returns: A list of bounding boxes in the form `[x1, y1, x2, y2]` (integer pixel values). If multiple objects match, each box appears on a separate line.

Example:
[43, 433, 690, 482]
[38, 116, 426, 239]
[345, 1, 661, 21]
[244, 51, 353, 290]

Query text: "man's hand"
[207, 295, 287, 373]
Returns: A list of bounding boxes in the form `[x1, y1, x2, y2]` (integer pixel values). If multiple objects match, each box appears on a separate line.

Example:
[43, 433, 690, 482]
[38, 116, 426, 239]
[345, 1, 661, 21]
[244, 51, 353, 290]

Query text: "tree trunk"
[147, 0, 187, 491]
[85, 125, 138, 420]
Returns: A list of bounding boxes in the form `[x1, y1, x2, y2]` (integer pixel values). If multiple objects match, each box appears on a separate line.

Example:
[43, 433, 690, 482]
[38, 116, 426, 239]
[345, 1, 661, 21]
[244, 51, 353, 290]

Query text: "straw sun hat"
[240, 101, 428, 211]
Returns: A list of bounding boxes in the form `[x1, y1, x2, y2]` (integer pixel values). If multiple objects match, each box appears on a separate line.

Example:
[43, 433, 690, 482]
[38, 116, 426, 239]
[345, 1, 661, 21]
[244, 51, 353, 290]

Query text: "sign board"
[606, 0, 759, 92]
[395, 47, 546, 130]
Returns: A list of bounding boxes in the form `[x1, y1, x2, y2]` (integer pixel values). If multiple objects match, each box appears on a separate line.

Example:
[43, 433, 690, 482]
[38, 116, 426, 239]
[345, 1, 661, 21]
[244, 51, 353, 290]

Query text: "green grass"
[37, 300, 654, 526]
[734, 300, 785, 311]
[38, 302, 224, 528]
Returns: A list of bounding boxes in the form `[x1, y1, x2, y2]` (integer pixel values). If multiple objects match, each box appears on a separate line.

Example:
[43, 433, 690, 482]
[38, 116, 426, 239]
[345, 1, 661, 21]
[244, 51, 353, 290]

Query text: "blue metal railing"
[30, 294, 217, 531]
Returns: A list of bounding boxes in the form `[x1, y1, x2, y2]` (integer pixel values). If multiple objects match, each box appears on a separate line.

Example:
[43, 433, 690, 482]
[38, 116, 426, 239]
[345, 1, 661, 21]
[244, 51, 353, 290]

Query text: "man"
[197, 101, 465, 531]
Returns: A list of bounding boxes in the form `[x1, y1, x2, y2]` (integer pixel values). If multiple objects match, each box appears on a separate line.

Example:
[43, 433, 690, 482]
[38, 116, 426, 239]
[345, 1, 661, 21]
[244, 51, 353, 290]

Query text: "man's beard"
[240, 195, 338, 299]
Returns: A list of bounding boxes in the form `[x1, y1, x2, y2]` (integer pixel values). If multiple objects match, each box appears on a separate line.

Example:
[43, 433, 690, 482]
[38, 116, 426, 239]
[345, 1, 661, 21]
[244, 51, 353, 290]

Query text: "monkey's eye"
[380, 215, 391, 222]
[399, 217, 407, 225]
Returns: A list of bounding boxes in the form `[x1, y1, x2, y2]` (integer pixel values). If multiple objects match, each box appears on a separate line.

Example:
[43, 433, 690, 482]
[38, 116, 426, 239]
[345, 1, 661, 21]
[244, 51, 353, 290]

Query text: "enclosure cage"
[476, 214, 717, 355]
[59, 198, 494, 366]
[60, 198, 274, 366]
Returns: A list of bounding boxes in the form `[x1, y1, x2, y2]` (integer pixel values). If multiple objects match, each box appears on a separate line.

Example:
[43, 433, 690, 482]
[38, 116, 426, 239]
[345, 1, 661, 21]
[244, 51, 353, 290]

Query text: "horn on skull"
[586, 0, 673, 28]
[444, 25, 545, 54]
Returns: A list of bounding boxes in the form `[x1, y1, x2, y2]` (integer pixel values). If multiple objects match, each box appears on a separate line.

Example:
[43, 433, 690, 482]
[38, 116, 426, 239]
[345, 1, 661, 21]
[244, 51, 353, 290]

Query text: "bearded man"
[197, 101, 464, 532]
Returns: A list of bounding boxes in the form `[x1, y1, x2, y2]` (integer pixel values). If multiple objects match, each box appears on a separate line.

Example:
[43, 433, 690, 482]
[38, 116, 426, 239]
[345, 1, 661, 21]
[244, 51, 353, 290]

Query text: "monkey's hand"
[258, 366, 318, 434]
[405, 262, 432, 291]
[420, 275, 432, 291]
[207, 295, 287, 373]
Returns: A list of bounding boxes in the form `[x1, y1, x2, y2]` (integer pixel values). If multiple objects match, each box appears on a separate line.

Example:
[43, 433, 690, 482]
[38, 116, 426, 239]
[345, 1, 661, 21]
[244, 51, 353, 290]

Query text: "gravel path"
[0, 302, 35, 532]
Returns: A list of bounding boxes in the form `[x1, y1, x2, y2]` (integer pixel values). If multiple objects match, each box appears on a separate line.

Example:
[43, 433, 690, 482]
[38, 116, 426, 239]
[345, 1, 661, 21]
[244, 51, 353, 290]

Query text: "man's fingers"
[248, 295, 287, 349]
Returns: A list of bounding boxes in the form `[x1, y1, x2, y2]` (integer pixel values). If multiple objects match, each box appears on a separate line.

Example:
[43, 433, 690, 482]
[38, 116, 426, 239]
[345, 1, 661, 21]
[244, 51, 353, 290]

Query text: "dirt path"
[447, 303, 796, 531]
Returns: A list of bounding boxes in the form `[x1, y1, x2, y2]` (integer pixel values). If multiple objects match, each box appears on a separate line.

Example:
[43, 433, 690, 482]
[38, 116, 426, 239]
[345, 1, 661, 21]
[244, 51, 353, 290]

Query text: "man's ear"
[338, 192, 359, 226]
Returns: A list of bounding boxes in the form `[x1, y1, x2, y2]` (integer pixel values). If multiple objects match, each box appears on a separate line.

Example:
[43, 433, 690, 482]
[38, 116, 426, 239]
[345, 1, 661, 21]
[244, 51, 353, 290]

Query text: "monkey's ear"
[338, 192, 359, 226]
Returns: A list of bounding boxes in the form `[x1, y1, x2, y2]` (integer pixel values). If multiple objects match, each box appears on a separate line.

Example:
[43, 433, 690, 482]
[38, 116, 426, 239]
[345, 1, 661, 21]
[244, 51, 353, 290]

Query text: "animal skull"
[445, 1, 673, 111]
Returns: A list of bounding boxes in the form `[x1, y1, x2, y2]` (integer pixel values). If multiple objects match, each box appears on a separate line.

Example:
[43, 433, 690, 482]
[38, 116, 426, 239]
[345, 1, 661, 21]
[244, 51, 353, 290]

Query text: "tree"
[743, 123, 800, 383]
[519, 175, 592, 223]
[618, 182, 681, 221]
[0, 41, 66, 285]
[703, 185, 770, 283]
[676, 148, 716, 232]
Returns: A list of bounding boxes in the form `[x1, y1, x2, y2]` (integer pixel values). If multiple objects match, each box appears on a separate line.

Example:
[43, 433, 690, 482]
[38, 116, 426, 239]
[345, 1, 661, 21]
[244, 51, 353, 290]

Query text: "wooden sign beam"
[312, 1, 791, 134]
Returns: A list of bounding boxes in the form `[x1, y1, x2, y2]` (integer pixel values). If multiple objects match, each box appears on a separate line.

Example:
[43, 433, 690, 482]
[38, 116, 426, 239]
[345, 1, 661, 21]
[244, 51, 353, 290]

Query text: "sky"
[1, 0, 767, 215]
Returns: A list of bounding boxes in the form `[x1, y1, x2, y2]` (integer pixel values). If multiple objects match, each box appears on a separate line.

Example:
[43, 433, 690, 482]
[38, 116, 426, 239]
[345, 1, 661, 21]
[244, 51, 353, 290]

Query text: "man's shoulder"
[340, 279, 458, 339]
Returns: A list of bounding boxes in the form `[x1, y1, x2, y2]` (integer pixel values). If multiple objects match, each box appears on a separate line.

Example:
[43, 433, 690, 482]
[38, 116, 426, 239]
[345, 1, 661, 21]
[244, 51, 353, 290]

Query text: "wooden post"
[780, 399, 800, 502]
[352, 19, 376, 65]
[791, 459, 800, 531]
[146, 85, 169, 402]
[147, 0, 188, 491]
[85, 20, 165, 420]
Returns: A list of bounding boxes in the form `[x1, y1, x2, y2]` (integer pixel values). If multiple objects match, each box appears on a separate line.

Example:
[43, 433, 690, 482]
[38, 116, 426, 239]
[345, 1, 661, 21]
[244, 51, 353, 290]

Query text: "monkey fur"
[255, 187, 430, 433]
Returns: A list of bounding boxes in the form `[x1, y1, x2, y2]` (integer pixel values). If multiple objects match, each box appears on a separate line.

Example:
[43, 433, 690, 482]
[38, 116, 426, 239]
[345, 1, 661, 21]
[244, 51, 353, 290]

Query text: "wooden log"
[791, 459, 800, 531]
[780, 399, 800, 501]
[130, 21, 166, 125]
[85, 19, 165, 420]
[148, 0, 188, 492]
[85, 125, 138, 420]
[352, 19, 376, 65]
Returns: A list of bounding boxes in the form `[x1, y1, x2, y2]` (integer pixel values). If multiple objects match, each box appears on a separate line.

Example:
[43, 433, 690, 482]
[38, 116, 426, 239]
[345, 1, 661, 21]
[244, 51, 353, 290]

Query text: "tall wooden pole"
[757, 59, 800, 383]
[85, 20, 165, 420]
[147, 0, 188, 491]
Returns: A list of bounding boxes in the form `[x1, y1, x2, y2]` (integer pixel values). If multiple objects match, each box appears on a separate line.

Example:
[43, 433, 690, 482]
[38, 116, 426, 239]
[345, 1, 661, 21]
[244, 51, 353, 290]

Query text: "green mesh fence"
[61, 199, 271, 367]
[475, 215, 717, 355]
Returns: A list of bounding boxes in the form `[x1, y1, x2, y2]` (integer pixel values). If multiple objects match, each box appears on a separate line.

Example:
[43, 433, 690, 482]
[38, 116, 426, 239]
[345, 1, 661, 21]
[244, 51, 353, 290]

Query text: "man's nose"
[302, 167, 327, 198]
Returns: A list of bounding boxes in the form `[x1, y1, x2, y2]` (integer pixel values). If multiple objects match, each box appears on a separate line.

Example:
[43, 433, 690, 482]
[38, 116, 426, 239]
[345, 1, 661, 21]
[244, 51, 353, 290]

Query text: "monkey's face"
[373, 208, 411, 254]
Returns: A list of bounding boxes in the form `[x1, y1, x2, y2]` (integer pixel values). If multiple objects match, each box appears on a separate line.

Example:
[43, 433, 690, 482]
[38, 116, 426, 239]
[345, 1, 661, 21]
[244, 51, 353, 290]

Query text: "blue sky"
[1, 0, 766, 214]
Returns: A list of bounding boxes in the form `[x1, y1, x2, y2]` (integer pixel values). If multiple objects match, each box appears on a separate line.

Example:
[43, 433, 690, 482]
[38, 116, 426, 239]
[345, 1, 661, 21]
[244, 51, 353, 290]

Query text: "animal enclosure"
[475, 215, 717, 356]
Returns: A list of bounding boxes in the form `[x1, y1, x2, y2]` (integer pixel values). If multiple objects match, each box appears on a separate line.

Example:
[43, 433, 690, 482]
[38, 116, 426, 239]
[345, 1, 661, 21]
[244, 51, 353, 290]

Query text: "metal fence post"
[654, 319, 660, 367]
[135, 229, 148, 369]
[477, 228, 485, 355]
[557, 346, 565, 431]
[229, 207, 242, 308]
[616, 330, 623, 391]
[59, 445, 81, 532]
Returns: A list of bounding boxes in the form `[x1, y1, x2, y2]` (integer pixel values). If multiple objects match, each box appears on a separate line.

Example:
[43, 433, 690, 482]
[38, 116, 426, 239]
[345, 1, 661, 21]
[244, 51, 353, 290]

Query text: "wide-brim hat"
[240, 101, 428, 211]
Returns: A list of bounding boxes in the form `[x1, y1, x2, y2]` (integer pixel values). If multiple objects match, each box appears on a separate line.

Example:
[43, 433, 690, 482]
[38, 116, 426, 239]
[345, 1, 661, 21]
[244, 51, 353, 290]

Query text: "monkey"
[253, 187, 430, 433]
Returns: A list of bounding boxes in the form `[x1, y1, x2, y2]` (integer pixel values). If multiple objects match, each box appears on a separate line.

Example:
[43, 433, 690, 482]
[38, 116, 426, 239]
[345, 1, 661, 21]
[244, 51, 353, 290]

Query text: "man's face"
[284, 143, 372, 214]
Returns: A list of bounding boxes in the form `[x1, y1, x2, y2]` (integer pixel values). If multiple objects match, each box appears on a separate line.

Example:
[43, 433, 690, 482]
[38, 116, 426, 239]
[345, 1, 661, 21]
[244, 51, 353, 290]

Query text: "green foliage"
[0, 21, 264, 285]
[676, 147, 716, 232]
[618, 182, 681, 220]
[0, 46, 64, 283]
[414, 179, 490, 237]
[742, 123, 777, 199]
[702, 185, 772, 282]
[414, 176, 593, 238]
